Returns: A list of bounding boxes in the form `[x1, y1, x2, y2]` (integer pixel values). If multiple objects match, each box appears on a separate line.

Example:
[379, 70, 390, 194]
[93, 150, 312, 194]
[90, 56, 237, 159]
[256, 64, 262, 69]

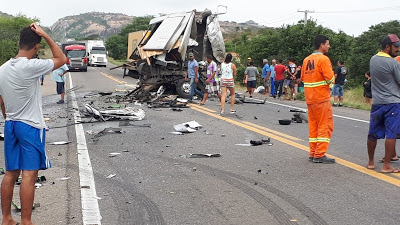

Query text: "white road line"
[68, 73, 102, 225]
[264, 100, 370, 124]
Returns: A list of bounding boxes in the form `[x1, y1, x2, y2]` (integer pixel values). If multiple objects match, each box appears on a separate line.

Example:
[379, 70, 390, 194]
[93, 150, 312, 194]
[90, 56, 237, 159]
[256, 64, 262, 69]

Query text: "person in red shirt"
[273, 59, 286, 98]
[301, 35, 335, 164]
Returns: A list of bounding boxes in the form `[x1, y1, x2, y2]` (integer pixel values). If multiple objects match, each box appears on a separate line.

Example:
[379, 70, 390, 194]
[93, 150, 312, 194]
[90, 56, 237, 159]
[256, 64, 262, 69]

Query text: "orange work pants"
[307, 101, 334, 158]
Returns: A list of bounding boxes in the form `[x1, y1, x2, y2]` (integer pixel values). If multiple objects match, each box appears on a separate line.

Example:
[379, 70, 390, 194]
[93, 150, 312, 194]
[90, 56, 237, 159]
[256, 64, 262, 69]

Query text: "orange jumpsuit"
[301, 52, 335, 158]
[395, 56, 400, 63]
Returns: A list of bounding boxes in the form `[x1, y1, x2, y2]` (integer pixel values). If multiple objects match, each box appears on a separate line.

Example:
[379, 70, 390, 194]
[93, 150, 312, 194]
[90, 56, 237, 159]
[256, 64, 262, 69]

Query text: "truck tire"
[175, 79, 191, 99]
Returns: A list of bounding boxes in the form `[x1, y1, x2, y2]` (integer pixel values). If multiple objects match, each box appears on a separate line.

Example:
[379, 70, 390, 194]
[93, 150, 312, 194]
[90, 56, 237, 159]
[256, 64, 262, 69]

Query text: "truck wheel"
[176, 79, 190, 99]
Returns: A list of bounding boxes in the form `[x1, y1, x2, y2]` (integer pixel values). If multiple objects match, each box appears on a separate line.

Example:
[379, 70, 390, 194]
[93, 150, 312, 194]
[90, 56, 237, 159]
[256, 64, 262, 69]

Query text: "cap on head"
[248, 57, 251, 60]
[381, 34, 400, 48]
[188, 52, 194, 57]
[263, 59, 268, 63]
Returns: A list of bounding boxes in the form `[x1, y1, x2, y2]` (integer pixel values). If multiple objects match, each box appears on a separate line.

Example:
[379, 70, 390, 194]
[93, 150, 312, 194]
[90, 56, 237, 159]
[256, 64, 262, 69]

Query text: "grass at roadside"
[340, 86, 371, 110]
[107, 57, 126, 66]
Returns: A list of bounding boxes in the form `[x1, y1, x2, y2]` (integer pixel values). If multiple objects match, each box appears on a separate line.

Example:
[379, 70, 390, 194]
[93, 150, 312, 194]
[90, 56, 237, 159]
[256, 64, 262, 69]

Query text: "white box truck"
[87, 40, 108, 67]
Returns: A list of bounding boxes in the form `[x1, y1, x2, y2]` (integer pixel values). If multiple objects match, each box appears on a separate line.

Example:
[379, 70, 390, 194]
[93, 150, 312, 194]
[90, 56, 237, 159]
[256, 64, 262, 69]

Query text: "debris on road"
[92, 127, 123, 141]
[257, 170, 268, 174]
[109, 152, 121, 157]
[179, 153, 221, 158]
[100, 107, 145, 121]
[292, 112, 308, 123]
[56, 177, 71, 181]
[170, 131, 184, 135]
[173, 121, 202, 133]
[241, 96, 267, 104]
[106, 174, 116, 179]
[48, 141, 71, 145]
[0, 133, 3, 141]
[118, 120, 151, 127]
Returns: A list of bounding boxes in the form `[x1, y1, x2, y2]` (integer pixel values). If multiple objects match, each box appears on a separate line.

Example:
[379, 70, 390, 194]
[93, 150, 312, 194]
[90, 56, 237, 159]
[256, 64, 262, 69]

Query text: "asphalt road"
[1, 64, 400, 225]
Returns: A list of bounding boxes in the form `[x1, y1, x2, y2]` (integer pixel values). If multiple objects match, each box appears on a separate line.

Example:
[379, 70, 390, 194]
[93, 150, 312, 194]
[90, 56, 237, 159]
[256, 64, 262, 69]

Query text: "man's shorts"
[368, 103, 400, 140]
[4, 121, 51, 171]
[205, 82, 218, 94]
[283, 79, 294, 88]
[263, 78, 270, 87]
[247, 80, 256, 88]
[332, 84, 344, 97]
[56, 82, 65, 94]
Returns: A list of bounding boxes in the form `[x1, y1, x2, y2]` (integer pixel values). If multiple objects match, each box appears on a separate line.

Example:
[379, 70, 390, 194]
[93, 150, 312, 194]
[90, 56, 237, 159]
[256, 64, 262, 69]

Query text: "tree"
[106, 35, 127, 60]
[0, 16, 35, 65]
[347, 21, 400, 86]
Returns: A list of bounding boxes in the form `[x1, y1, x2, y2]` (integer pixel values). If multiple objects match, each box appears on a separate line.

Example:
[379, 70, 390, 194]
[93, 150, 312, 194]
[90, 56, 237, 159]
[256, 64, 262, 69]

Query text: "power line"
[298, 10, 314, 25]
[314, 6, 400, 14]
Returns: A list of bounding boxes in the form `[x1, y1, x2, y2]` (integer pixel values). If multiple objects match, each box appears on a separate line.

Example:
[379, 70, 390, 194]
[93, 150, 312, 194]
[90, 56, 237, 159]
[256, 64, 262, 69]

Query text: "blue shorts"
[368, 103, 400, 140]
[247, 80, 256, 88]
[4, 121, 51, 171]
[56, 82, 65, 94]
[332, 84, 344, 97]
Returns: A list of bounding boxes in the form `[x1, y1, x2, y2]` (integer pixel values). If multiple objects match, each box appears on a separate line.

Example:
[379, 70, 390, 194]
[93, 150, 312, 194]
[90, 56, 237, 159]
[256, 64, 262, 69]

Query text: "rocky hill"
[50, 12, 134, 41]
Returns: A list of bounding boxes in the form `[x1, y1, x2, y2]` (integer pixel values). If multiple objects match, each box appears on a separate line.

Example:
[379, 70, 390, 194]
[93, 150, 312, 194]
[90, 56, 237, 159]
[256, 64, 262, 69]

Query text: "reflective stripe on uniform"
[304, 76, 335, 88]
[309, 137, 330, 143]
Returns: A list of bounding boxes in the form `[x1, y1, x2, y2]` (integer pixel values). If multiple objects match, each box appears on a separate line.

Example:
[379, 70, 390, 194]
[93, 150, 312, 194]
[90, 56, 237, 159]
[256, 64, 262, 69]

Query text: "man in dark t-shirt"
[332, 60, 347, 106]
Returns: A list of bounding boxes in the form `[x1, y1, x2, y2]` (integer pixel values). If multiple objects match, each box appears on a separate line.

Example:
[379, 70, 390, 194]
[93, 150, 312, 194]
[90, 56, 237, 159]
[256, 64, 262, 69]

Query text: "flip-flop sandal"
[380, 169, 400, 173]
[230, 110, 236, 114]
[378, 157, 400, 163]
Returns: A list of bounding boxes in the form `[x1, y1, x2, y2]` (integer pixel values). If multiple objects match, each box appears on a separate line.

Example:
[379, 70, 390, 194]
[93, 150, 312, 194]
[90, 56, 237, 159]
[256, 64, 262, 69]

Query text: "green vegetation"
[106, 16, 153, 60]
[107, 56, 125, 66]
[341, 86, 371, 110]
[0, 15, 36, 64]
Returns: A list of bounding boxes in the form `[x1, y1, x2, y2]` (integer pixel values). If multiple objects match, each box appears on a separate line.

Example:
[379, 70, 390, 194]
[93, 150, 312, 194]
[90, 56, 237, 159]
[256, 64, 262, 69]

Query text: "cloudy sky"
[1, 0, 399, 36]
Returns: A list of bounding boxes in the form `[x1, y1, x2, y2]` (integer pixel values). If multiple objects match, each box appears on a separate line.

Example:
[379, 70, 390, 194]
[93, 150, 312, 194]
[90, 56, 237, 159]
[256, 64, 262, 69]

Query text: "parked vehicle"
[112, 9, 226, 98]
[86, 40, 108, 67]
[65, 45, 88, 72]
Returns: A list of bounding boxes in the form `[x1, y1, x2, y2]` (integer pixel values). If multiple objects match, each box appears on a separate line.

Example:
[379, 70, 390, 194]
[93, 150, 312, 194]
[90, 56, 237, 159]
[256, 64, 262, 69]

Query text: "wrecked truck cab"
[127, 9, 226, 99]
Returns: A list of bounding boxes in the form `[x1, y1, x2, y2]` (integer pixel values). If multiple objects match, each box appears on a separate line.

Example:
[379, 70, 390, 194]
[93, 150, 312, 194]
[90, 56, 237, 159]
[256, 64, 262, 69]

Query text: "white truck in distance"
[87, 40, 107, 67]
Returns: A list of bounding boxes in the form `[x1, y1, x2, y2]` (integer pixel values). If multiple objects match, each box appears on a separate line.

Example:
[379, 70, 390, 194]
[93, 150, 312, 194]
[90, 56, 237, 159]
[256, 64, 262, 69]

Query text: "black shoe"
[313, 156, 335, 164]
[309, 157, 314, 162]
[56, 100, 64, 104]
[332, 103, 338, 107]
[338, 103, 343, 107]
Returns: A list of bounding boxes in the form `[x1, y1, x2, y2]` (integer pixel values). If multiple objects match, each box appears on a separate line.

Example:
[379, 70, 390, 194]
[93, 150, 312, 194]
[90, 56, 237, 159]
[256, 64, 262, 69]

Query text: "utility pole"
[298, 9, 314, 25]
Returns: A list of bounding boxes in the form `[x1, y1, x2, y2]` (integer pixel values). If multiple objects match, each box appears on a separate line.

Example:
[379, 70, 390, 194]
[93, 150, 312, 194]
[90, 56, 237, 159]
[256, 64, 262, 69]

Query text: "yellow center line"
[189, 103, 216, 113]
[241, 121, 302, 141]
[189, 105, 400, 187]
[99, 71, 137, 88]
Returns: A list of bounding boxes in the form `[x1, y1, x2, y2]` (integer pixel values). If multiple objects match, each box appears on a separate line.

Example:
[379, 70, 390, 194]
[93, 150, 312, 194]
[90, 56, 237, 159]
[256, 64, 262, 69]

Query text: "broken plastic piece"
[106, 174, 116, 179]
[170, 131, 184, 135]
[109, 153, 121, 157]
[257, 170, 268, 174]
[180, 153, 221, 158]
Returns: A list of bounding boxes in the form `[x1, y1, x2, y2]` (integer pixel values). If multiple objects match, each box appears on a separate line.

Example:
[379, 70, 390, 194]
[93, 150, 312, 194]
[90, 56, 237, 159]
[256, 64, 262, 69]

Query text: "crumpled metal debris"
[100, 107, 145, 121]
[174, 121, 202, 133]
[93, 128, 123, 141]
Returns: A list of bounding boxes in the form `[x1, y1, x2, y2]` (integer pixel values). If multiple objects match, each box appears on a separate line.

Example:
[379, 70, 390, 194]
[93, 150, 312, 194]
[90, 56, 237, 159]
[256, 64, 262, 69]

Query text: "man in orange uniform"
[301, 35, 336, 163]
[395, 55, 400, 63]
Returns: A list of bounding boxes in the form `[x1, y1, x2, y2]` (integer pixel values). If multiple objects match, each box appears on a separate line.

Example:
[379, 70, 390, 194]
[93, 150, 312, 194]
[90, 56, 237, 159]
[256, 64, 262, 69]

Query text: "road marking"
[264, 100, 370, 123]
[68, 73, 102, 224]
[241, 121, 302, 141]
[189, 105, 400, 187]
